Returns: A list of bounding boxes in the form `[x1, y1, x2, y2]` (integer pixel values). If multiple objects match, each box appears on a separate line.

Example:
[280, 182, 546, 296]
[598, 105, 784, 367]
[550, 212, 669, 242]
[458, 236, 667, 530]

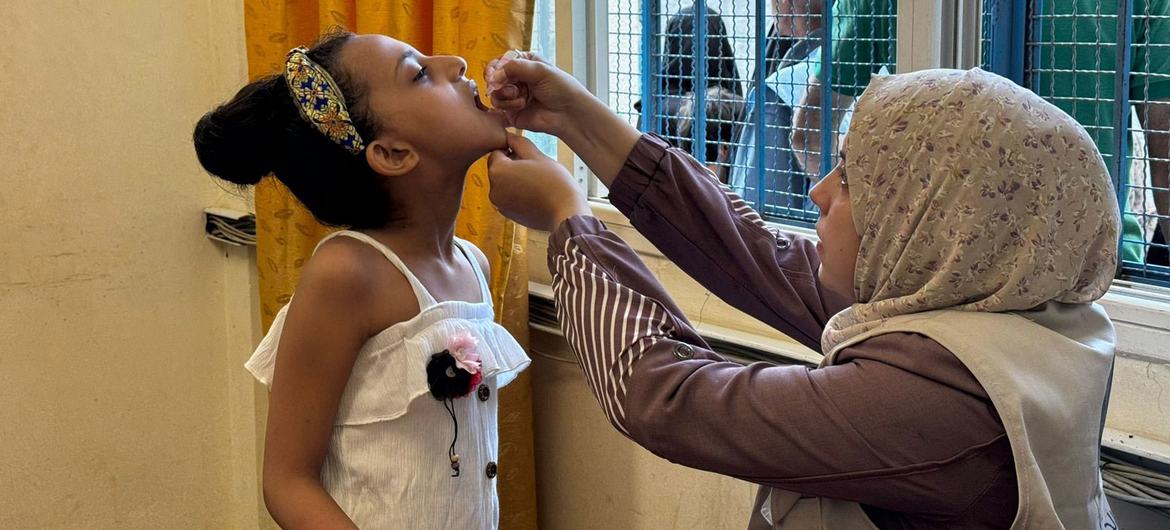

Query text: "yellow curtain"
[244, 2, 538, 528]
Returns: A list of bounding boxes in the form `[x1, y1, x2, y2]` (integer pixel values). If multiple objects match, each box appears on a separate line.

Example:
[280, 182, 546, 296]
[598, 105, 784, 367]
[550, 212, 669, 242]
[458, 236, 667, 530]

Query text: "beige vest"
[757, 302, 1117, 529]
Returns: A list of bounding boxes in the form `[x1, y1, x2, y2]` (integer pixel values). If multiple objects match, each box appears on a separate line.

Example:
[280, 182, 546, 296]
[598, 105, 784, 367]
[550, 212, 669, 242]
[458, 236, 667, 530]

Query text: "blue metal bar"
[818, 0, 834, 179]
[987, 0, 1023, 84]
[754, 0, 767, 212]
[641, 0, 661, 135]
[987, 0, 1009, 78]
[1112, 0, 1134, 269]
[1009, 0, 1027, 84]
[693, 0, 708, 162]
[1028, 0, 1044, 92]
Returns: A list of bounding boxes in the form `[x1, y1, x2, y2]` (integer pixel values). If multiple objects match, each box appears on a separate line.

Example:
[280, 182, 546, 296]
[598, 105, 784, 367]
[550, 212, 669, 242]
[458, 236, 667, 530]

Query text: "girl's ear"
[366, 137, 418, 177]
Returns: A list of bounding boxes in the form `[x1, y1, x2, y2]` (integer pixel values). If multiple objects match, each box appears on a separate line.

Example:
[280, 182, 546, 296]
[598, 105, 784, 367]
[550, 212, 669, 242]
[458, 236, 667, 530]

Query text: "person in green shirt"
[1032, 0, 1170, 265]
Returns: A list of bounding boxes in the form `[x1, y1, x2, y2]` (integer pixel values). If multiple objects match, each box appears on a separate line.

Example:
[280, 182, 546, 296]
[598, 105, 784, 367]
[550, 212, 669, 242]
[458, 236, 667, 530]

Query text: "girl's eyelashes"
[413, 66, 429, 82]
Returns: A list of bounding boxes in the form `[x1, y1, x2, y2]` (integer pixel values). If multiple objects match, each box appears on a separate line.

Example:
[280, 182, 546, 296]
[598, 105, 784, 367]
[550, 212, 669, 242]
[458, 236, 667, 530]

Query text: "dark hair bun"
[193, 75, 288, 186]
[190, 31, 392, 229]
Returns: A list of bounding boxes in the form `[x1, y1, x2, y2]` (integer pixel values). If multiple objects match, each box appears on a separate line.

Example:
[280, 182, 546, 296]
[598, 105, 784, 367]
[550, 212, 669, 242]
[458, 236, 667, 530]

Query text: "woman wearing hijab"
[486, 57, 1119, 528]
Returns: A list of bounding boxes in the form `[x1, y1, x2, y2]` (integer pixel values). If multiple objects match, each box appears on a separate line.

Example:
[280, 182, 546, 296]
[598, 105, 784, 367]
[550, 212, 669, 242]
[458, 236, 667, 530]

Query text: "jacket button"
[486, 461, 498, 479]
[776, 238, 791, 250]
[477, 384, 491, 402]
[674, 343, 695, 360]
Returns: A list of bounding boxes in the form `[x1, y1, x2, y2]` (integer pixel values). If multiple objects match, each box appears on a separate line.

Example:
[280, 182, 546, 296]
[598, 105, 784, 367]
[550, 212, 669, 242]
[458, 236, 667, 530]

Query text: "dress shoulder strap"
[454, 238, 493, 306]
[314, 230, 438, 309]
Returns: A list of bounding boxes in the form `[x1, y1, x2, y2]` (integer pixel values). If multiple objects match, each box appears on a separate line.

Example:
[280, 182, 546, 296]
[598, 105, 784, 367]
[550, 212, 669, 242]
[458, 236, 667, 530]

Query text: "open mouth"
[469, 80, 489, 112]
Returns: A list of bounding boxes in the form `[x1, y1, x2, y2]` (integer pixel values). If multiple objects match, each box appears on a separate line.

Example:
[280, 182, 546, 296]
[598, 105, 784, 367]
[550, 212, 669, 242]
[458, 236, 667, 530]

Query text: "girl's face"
[809, 135, 860, 304]
[342, 35, 508, 169]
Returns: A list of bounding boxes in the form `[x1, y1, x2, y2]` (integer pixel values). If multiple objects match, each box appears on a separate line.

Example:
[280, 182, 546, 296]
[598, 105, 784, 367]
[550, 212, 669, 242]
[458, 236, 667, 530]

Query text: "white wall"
[530, 328, 757, 529]
[0, 1, 263, 527]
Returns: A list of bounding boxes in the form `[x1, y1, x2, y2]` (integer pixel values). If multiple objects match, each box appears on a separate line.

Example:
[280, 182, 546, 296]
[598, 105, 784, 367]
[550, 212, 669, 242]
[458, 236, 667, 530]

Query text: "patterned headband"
[283, 47, 365, 154]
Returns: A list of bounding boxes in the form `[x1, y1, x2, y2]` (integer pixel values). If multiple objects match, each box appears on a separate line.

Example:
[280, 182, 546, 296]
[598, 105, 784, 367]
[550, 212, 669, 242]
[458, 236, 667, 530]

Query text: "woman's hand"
[486, 134, 591, 232]
[487, 52, 591, 137]
[487, 52, 642, 186]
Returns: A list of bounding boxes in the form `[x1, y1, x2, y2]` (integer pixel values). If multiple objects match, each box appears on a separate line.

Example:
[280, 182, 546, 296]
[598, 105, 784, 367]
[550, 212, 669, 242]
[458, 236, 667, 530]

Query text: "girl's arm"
[260, 241, 410, 529]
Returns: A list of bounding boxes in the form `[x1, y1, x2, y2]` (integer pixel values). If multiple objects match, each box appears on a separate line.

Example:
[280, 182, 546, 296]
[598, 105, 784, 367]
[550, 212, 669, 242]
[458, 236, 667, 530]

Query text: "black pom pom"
[427, 351, 472, 401]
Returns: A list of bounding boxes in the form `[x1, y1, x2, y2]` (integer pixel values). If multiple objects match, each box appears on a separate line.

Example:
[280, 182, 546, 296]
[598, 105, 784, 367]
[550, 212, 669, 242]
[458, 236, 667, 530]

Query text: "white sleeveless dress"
[245, 230, 530, 530]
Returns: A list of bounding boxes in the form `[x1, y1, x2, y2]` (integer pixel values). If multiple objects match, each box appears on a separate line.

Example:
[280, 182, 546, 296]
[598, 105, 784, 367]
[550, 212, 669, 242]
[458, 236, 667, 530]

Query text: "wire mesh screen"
[1020, 0, 1170, 284]
[980, 2, 994, 68]
[1128, 2, 1170, 281]
[605, 0, 896, 225]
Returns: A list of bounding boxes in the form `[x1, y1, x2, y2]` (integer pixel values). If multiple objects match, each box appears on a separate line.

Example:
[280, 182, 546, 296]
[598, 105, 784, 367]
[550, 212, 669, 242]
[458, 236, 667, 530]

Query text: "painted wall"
[0, 1, 264, 527]
[530, 328, 757, 529]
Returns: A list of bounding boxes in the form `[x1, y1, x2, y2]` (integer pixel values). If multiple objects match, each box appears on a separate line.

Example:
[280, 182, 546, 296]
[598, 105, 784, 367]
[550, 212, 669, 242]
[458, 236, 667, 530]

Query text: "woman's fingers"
[487, 149, 511, 172]
[491, 56, 549, 88]
[485, 135, 540, 179]
[491, 95, 526, 112]
[495, 85, 520, 100]
[504, 133, 540, 159]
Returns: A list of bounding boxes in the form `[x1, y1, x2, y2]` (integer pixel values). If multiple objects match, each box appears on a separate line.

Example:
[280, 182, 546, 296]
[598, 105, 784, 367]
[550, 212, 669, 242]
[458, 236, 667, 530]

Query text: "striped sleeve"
[547, 216, 711, 435]
[608, 134, 833, 351]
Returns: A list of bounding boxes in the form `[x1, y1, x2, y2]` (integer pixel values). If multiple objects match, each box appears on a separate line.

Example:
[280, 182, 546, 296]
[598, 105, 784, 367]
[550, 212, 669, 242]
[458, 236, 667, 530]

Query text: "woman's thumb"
[493, 56, 547, 87]
[505, 133, 541, 159]
[487, 149, 515, 176]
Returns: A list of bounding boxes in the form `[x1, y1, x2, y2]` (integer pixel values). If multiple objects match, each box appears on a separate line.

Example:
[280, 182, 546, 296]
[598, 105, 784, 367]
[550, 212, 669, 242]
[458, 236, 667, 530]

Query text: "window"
[599, 0, 1168, 287]
[602, 0, 896, 226]
[529, 0, 559, 159]
[983, 0, 1170, 286]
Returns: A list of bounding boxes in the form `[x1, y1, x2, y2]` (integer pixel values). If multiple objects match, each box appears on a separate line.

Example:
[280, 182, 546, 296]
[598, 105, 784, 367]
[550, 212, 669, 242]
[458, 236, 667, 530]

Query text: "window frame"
[549, 0, 1170, 351]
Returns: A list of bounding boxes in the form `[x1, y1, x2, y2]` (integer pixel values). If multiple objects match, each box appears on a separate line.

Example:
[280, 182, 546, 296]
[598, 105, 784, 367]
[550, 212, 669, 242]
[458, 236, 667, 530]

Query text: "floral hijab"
[822, 68, 1120, 353]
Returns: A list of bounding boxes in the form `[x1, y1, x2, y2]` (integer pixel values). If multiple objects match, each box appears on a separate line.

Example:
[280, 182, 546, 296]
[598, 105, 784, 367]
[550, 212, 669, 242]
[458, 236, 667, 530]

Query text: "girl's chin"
[452, 117, 509, 158]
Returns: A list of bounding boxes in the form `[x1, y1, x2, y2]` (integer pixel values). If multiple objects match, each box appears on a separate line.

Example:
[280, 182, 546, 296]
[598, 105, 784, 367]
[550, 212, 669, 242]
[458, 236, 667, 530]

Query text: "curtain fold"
[243, 2, 538, 527]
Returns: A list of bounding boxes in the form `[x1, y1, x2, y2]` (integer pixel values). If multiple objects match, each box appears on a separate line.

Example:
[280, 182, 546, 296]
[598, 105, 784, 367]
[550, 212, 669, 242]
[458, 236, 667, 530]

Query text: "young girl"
[193, 31, 529, 529]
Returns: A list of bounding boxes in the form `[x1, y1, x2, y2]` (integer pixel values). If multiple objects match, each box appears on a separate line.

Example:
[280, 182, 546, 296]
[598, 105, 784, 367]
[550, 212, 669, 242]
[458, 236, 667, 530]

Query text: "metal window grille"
[985, 0, 1170, 286]
[606, 1, 1167, 287]
[605, 0, 897, 226]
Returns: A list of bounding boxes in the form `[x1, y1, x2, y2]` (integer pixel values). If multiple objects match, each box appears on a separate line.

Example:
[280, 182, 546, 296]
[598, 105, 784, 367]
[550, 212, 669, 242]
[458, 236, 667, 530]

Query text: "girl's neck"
[365, 163, 470, 259]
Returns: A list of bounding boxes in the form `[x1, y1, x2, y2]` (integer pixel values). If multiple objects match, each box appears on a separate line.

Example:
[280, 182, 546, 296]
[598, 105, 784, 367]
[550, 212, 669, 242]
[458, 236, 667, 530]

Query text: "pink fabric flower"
[449, 331, 481, 375]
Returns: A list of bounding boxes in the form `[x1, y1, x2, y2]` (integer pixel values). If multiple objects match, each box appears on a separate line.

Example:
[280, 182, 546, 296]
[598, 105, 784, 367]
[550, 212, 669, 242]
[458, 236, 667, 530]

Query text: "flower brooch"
[427, 330, 483, 477]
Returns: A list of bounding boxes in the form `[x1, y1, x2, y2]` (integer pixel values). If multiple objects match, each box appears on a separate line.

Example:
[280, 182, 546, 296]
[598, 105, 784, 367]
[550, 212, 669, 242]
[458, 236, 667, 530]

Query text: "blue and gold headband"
[283, 47, 365, 154]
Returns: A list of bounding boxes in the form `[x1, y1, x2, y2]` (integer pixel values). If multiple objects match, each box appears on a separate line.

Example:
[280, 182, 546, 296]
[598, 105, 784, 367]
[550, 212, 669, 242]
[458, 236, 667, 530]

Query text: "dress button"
[485, 461, 498, 479]
[477, 383, 491, 402]
[673, 343, 695, 360]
